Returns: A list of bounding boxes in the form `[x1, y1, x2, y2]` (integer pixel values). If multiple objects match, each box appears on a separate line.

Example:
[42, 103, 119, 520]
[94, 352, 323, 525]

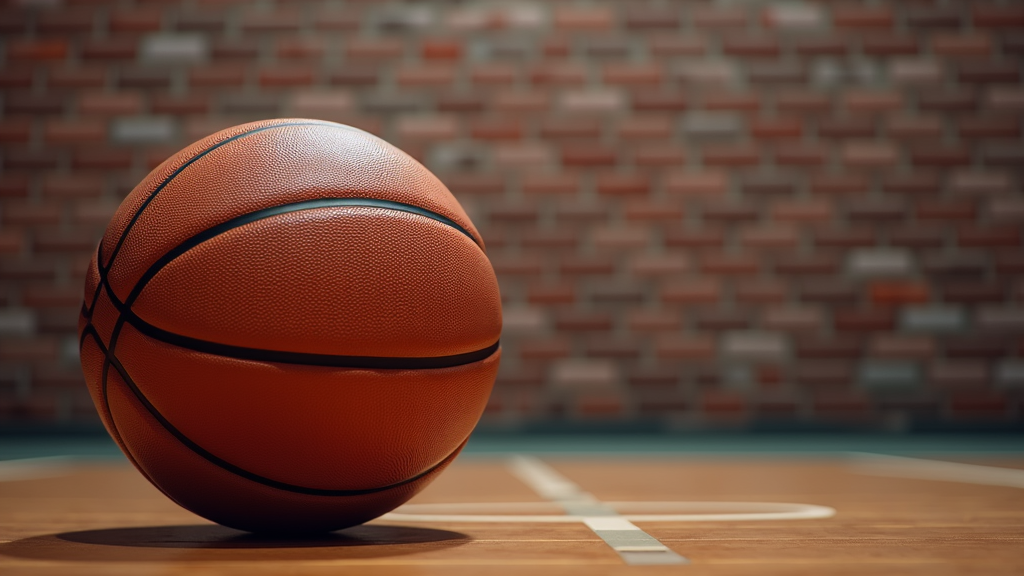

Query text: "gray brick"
[762, 306, 823, 332]
[377, 6, 434, 31]
[949, 171, 1012, 195]
[429, 143, 487, 171]
[111, 117, 177, 144]
[764, 3, 825, 28]
[901, 306, 967, 332]
[675, 61, 739, 85]
[0, 308, 35, 336]
[721, 331, 788, 360]
[502, 306, 547, 334]
[847, 249, 914, 277]
[222, 94, 281, 115]
[748, 62, 806, 84]
[989, 198, 1024, 221]
[140, 34, 208, 63]
[995, 360, 1024, 388]
[928, 361, 988, 388]
[61, 335, 80, 364]
[888, 59, 943, 85]
[362, 94, 426, 114]
[859, 361, 920, 389]
[680, 112, 743, 138]
[976, 307, 1024, 332]
[552, 359, 618, 390]
[814, 60, 879, 87]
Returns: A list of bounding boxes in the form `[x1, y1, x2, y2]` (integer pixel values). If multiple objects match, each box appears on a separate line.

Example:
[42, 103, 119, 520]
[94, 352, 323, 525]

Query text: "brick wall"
[1, 0, 1022, 431]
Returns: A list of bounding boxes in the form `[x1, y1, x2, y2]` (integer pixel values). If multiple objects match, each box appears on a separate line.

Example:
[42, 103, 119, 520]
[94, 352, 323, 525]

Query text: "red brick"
[702, 144, 760, 166]
[559, 256, 615, 277]
[959, 117, 1020, 139]
[751, 117, 802, 139]
[942, 283, 1005, 303]
[2, 202, 62, 226]
[834, 309, 895, 332]
[775, 144, 828, 166]
[0, 69, 33, 88]
[494, 92, 548, 113]
[776, 255, 840, 275]
[793, 38, 847, 56]
[553, 7, 614, 30]
[242, 11, 301, 32]
[631, 93, 687, 112]
[972, 6, 1024, 28]
[152, 94, 209, 115]
[7, 39, 68, 61]
[884, 173, 941, 195]
[665, 171, 728, 195]
[596, 174, 649, 196]
[887, 115, 943, 139]
[911, 146, 972, 166]
[776, 91, 830, 114]
[554, 310, 613, 331]
[834, 6, 893, 28]
[703, 391, 747, 415]
[23, 286, 81, 308]
[189, 65, 247, 87]
[649, 35, 706, 56]
[443, 174, 503, 195]
[3, 150, 61, 170]
[959, 63, 1019, 84]
[542, 38, 571, 58]
[794, 362, 855, 386]
[917, 200, 976, 220]
[587, 338, 642, 359]
[629, 254, 689, 276]
[772, 199, 833, 222]
[626, 6, 680, 29]
[542, 118, 601, 140]
[521, 174, 577, 196]
[736, 280, 787, 304]
[656, 335, 716, 359]
[632, 145, 686, 166]
[530, 62, 587, 85]
[814, 228, 875, 248]
[722, 36, 780, 57]
[0, 120, 31, 143]
[562, 144, 616, 166]
[421, 39, 462, 61]
[862, 35, 918, 55]
[958, 226, 1020, 247]
[604, 63, 663, 86]
[700, 252, 760, 275]
[521, 229, 575, 249]
[277, 38, 325, 59]
[38, 10, 95, 34]
[259, 66, 316, 87]
[843, 142, 899, 167]
[81, 39, 137, 60]
[932, 33, 993, 56]
[0, 176, 30, 198]
[312, 11, 359, 31]
[78, 92, 143, 115]
[869, 281, 930, 305]
[618, 116, 673, 139]
[692, 7, 748, 28]
[845, 91, 903, 113]
[699, 92, 759, 112]
[73, 149, 133, 170]
[520, 337, 571, 361]
[346, 38, 403, 59]
[740, 225, 800, 250]
[396, 65, 457, 86]
[470, 64, 517, 86]
[527, 283, 575, 305]
[109, 9, 162, 32]
[662, 278, 721, 303]
[665, 228, 725, 249]
[44, 119, 106, 143]
[950, 394, 1008, 417]
[628, 309, 682, 332]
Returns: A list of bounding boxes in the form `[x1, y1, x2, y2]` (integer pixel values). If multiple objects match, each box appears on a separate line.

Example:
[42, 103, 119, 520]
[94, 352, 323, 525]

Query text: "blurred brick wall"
[1, 0, 1022, 431]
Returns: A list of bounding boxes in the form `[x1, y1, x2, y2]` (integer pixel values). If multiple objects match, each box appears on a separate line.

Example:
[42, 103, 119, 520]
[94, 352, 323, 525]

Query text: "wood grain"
[1, 455, 1022, 575]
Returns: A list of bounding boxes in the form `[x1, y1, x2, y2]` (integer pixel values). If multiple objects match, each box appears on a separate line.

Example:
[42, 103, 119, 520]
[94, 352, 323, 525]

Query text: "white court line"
[507, 455, 688, 566]
[0, 456, 75, 482]
[851, 453, 1024, 489]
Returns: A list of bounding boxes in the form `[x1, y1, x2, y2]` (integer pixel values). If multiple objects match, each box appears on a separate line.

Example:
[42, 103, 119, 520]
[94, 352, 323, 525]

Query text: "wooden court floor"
[1, 452, 1023, 575]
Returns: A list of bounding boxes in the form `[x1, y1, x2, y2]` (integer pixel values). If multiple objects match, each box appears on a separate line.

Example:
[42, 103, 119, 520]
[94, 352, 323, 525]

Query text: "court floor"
[0, 441, 1022, 575]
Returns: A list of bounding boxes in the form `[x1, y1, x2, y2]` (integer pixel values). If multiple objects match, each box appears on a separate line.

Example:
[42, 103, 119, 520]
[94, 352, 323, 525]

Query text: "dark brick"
[554, 310, 613, 331]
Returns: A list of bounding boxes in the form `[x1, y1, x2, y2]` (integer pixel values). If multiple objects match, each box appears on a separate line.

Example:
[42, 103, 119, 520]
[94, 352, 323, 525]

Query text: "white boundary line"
[0, 456, 76, 482]
[850, 453, 1024, 489]
[507, 455, 688, 566]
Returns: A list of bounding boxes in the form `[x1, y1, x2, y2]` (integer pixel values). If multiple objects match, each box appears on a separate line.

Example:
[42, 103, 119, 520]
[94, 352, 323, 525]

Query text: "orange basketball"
[77, 119, 502, 534]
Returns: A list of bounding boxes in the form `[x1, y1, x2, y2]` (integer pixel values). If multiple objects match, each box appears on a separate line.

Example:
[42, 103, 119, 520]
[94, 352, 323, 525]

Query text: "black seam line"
[101, 278, 500, 370]
[124, 197, 481, 311]
[83, 323, 469, 497]
[98, 121, 333, 275]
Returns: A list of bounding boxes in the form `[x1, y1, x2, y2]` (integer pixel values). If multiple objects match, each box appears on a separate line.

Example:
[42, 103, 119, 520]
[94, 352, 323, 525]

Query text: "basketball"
[75, 119, 503, 534]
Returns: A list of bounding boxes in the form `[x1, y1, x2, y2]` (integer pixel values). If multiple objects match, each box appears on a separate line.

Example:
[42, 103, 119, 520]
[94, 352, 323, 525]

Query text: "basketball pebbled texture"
[77, 119, 502, 534]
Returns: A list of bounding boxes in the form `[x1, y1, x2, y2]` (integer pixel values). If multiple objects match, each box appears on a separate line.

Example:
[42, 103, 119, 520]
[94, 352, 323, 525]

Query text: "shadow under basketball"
[0, 523, 469, 562]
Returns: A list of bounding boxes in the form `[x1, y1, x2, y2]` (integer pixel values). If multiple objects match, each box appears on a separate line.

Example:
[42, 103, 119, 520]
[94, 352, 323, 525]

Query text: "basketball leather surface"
[77, 119, 502, 533]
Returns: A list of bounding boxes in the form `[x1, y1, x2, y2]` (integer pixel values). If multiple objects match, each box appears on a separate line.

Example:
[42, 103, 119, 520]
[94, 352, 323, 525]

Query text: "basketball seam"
[90, 321, 473, 496]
